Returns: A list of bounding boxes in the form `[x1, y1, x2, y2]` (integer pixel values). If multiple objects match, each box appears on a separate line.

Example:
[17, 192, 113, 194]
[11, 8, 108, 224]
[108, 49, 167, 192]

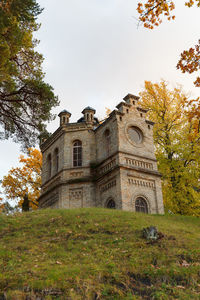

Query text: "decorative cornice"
[39, 176, 93, 201]
[40, 127, 64, 152]
[40, 123, 95, 152]
[116, 102, 131, 109]
[137, 107, 148, 113]
[145, 120, 155, 126]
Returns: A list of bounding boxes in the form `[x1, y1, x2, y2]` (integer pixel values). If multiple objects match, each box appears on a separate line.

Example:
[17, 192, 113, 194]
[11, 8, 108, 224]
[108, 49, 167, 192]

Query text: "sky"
[0, 0, 200, 197]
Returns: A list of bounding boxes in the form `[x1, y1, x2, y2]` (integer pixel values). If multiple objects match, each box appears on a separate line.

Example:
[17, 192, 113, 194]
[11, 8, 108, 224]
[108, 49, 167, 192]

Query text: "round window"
[128, 126, 143, 144]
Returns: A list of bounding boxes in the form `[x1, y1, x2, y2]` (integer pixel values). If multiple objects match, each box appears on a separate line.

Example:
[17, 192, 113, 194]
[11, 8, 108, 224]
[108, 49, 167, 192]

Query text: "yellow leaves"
[139, 80, 200, 216]
[105, 107, 111, 117]
[2, 148, 42, 209]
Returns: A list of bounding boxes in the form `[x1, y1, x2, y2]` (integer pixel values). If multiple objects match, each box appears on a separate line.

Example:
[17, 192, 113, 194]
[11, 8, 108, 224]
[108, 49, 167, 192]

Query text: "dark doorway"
[106, 199, 116, 209]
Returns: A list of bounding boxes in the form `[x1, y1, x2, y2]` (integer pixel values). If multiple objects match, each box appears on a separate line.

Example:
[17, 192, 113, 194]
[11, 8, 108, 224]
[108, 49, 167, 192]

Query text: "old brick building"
[39, 94, 164, 214]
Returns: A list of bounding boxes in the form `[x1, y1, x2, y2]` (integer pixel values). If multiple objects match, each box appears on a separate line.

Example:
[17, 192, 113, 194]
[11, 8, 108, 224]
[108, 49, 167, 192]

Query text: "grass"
[0, 208, 199, 299]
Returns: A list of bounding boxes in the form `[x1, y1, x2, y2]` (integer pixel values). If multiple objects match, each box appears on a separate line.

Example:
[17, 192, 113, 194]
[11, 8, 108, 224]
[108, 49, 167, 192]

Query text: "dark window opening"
[126, 109, 129, 113]
[73, 140, 82, 167]
[54, 148, 59, 173]
[47, 154, 52, 179]
[135, 197, 148, 213]
[104, 129, 111, 156]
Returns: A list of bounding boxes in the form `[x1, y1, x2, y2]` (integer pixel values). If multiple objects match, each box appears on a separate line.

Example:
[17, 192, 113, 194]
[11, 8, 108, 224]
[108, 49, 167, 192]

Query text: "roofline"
[123, 94, 140, 101]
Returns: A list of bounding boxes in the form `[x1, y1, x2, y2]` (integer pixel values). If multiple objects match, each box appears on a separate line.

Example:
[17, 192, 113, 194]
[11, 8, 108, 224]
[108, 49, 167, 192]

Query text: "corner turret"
[58, 110, 71, 126]
[82, 106, 96, 123]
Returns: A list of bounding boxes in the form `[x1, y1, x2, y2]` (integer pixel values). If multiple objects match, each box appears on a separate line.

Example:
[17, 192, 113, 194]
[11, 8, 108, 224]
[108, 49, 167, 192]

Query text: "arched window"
[104, 129, 111, 156]
[106, 199, 116, 209]
[135, 197, 148, 213]
[73, 140, 82, 167]
[54, 148, 59, 173]
[47, 153, 52, 179]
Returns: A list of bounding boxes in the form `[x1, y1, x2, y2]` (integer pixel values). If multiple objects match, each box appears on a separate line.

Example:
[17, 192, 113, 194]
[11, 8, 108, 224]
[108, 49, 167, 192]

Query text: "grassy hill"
[0, 208, 199, 300]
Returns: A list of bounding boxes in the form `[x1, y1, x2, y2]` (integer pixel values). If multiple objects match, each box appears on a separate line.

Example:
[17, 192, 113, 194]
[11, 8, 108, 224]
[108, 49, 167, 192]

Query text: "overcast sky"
[0, 0, 200, 197]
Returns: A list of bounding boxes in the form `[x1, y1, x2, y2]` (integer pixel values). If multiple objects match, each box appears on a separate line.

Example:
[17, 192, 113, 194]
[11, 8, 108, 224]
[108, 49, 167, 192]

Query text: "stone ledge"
[39, 177, 93, 202]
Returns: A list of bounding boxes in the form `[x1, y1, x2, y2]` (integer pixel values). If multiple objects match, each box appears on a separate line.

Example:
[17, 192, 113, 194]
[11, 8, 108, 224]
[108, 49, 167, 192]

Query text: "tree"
[0, 0, 59, 148]
[0, 201, 20, 214]
[137, 0, 200, 120]
[1, 148, 42, 210]
[139, 80, 200, 216]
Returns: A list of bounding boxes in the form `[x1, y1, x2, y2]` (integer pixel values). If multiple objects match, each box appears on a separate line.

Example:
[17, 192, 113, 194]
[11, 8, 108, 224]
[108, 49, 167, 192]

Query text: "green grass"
[0, 208, 200, 299]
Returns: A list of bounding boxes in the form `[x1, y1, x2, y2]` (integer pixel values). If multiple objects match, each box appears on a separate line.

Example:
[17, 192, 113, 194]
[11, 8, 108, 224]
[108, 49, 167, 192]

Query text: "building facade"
[39, 94, 164, 214]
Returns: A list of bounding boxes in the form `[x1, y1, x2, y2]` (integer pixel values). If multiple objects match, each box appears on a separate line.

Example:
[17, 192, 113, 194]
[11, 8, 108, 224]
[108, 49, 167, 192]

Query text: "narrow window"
[104, 129, 111, 157]
[54, 148, 59, 173]
[47, 154, 52, 179]
[135, 197, 148, 213]
[73, 140, 82, 167]
[126, 109, 129, 113]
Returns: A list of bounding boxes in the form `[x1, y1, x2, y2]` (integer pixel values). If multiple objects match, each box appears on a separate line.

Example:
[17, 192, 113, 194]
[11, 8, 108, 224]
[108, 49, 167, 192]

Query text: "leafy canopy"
[1, 148, 42, 209]
[139, 80, 200, 216]
[137, 0, 200, 119]
[0, 0, 59, 148]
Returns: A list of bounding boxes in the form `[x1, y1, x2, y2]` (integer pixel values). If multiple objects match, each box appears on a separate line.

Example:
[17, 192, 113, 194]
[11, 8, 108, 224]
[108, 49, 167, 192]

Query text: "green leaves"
[0, 0, 59, 149]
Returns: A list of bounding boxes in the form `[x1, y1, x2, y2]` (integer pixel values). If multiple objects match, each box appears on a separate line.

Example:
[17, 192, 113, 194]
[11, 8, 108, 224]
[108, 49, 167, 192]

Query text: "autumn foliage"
[1, 148, 42, 210]
[137, 0, 175, 29]
[137, 0, 200, 120]
[137, 0, 200, 29]
[139, 80, 200, 216]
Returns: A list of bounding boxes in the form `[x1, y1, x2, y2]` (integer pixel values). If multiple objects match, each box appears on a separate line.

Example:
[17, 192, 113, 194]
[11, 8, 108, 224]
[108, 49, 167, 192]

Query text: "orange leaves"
[185, 0, 200, 7]
[177, 41, 200, 109]
[137, 1, 200, 94]
[137, 0, 199, 29]
[0, 0, 13, 12]
[2, 148, 42, 210]
[187, 97, 200, 127]
[177, 40, 200, 87]
[137, 0, 175, 29]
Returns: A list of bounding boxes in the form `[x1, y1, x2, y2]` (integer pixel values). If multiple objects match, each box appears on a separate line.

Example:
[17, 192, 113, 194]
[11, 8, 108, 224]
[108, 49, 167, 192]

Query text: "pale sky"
[0, 0, 200, 198]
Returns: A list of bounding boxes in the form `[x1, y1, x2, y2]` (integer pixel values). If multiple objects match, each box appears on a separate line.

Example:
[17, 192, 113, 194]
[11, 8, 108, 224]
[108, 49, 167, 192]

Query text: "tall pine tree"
[0, 0, 59, 148]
